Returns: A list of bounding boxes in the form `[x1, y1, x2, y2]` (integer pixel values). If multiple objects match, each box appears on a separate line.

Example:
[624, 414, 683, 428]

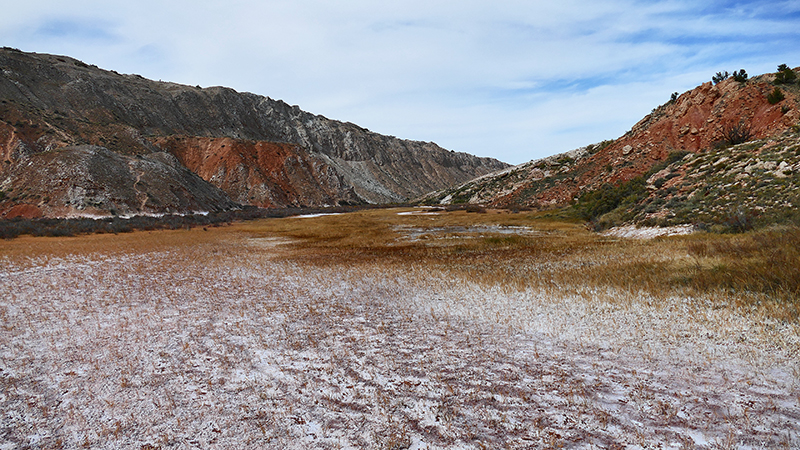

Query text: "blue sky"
[2, 1, 800, 164]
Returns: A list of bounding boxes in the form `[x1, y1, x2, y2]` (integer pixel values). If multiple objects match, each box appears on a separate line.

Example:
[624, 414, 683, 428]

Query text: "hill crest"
[0, 48, 508, 218]
[424, 67, 800, 230]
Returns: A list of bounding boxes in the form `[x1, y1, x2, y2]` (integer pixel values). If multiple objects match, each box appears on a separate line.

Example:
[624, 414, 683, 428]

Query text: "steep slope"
[618, 131, 800, 231]
[425, 68, 800, 229]
[0, 48, 507, 217]
[152, 136, 360, 208]
[0, 145, 238, 218]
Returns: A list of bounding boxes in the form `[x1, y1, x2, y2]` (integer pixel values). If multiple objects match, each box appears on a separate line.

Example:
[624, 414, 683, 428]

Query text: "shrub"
[0, 207, 284, 239]
[712, 71, 730, 84]
[724, 208, 756, 233]
[775, 64, 797, 84]
[574, 176, 647, 222]
[719, 120, 753, 145]
[732, 69, 748, 83]
[557, 156, 574, 165]
[767, 87, 785, 105]
[670, 92, 679, 103]
[653, 150, 690, 173]
[639, 150, 689, 187]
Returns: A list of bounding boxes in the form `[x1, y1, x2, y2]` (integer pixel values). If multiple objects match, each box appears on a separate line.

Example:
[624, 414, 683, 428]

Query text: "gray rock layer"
[0, 48, 508, 208]
[0, 145, 238, 217]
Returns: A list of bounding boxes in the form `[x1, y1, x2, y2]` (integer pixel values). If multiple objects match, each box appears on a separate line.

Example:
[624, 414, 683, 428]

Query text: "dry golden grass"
[3, 207, 798, 448]
[2, 207, 796, 321]
[0, 226, 225, 261]
[228, 208, 799, 321]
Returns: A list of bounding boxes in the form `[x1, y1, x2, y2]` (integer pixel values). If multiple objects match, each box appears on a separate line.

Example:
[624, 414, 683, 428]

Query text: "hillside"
[0, 145, 237, 219]
[0, 48, 507, 218]
[424, 67, 800, 230]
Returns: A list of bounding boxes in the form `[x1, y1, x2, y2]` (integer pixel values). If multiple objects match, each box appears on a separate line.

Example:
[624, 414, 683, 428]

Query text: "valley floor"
[1, 210, 798, 449]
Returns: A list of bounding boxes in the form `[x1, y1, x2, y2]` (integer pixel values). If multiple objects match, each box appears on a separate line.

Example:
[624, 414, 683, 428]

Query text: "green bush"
[712, 71, 729, 84]
[572, 150, 693, 229]
[712, 69, 748, 83]
[641, 151, 691, 180]
[574, 176, 647, 222]
[775, 64, 797, 84]
[660, 150, 690, 169]
[767, 87, 786, 105]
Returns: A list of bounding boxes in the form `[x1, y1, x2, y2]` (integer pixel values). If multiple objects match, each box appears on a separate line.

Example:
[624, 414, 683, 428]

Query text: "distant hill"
[0, 48, 508, 218]
[423, 67, 800, 231]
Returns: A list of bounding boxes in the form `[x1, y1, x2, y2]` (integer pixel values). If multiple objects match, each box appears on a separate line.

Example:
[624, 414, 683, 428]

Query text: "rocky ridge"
[0, 48, 507, 217]
[424, 67, 800, 229]
[618, 131, 800, 231]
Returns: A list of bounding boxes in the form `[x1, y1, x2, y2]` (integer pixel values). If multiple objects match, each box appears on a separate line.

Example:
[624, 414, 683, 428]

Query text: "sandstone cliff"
[0, 48, 507, 217]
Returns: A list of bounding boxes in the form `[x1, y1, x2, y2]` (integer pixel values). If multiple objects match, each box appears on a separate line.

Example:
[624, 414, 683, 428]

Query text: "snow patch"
[602, 224, 695, 239]
[292, 212, 344, 219]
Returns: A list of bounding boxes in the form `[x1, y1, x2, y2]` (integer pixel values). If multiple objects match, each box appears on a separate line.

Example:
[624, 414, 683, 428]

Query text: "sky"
[2, 1, 800, 164]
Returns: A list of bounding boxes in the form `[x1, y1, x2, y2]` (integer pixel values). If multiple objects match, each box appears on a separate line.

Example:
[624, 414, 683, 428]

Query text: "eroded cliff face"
[427, 72, 800, 209]
[579, 78, 799, 190]
[246, 99, 510, 203]
[0, 146, 238, 218]
[153, 136, 359, 208]
[0, 48, 507, 216]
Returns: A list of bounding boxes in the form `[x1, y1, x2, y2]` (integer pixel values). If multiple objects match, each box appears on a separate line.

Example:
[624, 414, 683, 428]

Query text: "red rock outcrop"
[3, 204, 43, 219]
[0, 48, 508, 217]
[0, 146, 238, 218]
[428, 71, 800, 208]
[153, 136, 359, 208]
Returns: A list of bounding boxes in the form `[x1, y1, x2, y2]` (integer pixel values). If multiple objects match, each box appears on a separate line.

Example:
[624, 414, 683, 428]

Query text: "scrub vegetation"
[573, 130, 800, 233]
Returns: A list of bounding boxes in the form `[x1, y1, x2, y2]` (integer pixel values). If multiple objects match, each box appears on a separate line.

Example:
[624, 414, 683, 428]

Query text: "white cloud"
[2, 0, 800, 164]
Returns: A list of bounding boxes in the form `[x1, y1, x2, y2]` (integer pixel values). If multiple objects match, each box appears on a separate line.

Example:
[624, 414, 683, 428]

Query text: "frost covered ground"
[1, 219, 799, 449]
[602, 225, 695, 240]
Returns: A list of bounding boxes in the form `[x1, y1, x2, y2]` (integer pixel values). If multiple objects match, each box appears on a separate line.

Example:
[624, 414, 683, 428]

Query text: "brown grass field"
[1, 208, 798, 449]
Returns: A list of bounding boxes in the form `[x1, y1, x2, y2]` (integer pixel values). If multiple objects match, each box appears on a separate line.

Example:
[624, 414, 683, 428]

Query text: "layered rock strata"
[0, 48, 507, 217]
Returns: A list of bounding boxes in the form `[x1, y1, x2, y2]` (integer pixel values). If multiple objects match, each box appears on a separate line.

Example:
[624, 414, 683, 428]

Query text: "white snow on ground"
[393, 225, 538, 243]
[292, 213, 345, 219]
[0, 243, 798, 449]
[602, 225, 695, 239]
[397, 211, 442, 216]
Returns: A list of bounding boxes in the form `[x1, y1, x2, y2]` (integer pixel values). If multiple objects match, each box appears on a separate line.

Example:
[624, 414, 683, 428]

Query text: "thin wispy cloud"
[2, 0, 799, 163]
[34, 19, 119, 42]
